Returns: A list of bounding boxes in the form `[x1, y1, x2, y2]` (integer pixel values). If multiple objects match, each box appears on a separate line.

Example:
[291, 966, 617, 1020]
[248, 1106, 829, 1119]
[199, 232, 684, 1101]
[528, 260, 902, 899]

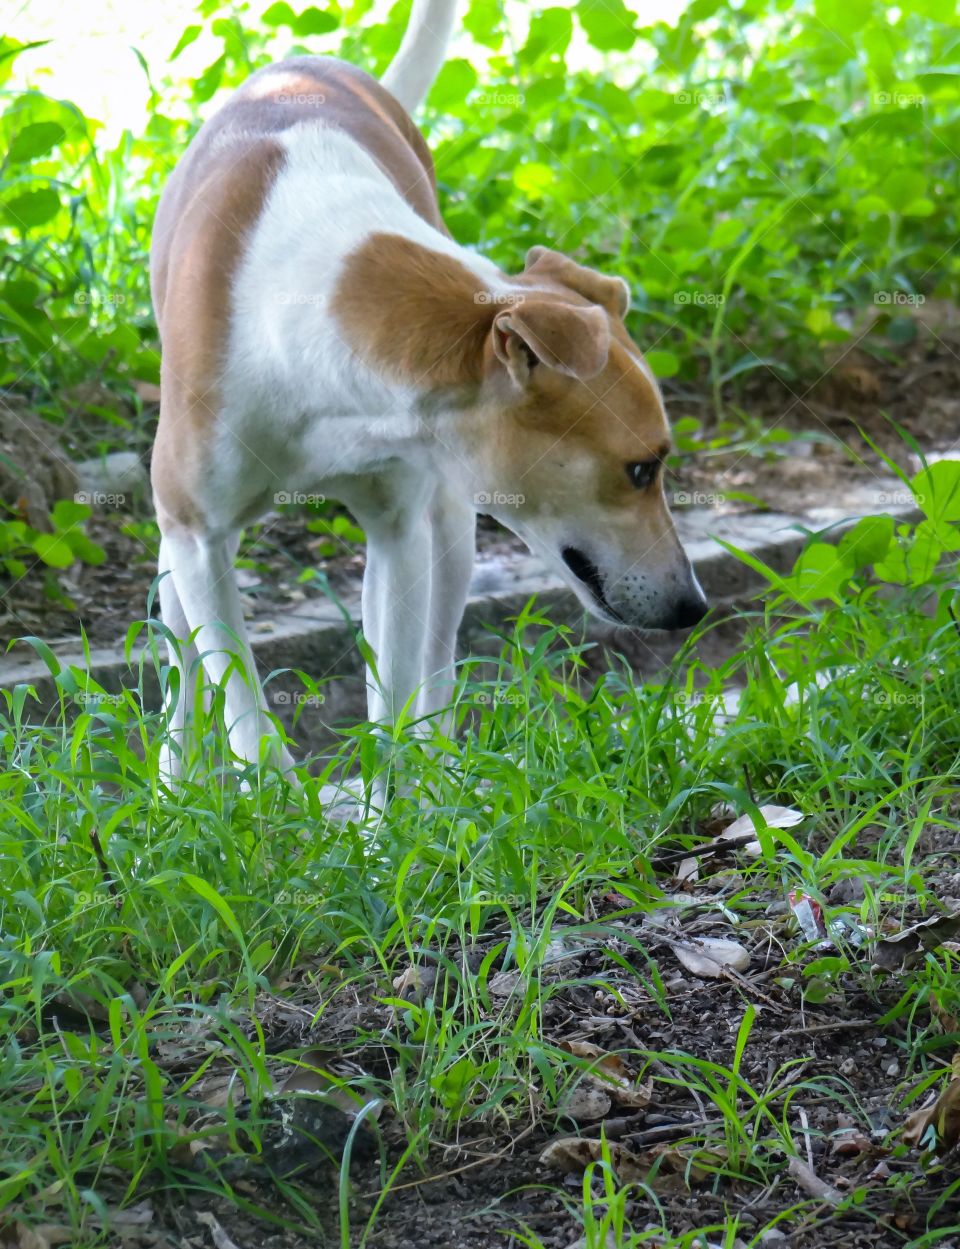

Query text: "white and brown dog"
[150, 0, 707, 780]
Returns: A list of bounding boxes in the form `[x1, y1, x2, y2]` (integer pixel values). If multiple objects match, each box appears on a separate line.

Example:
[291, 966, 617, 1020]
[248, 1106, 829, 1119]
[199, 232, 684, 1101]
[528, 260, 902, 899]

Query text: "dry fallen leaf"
[677, 856, 700, 884]
[559, 1041, 652, 1112]
[540, 1137, 712, 1185]
[670, 937, 750, 978]
[540, 1135, 647, 1179]
[391, 964, 437, 1002]
[830, 1128, 873, 1156]
[873, 912, 960, 972]
[903, 1052, 960, 1152]
[721, 805, 805, 856]
[560, 1082, 612, 1121]
[1, 1225, 72, 1249]
[196, 1212, 242, 1249]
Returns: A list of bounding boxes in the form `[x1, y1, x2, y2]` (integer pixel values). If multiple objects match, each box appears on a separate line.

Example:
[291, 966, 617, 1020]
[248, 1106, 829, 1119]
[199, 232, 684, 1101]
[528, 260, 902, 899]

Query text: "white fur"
[381, 0, 458, 111]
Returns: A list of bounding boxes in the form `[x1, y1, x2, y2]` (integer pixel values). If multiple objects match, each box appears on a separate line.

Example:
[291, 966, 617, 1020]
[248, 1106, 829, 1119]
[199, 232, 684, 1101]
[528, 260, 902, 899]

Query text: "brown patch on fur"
[334, 234, 628, 391]
[151, 139, 287, 529]
[521, 247, 630, 319]
[332, 233, 498, 386]
[462, 334, 678, 555]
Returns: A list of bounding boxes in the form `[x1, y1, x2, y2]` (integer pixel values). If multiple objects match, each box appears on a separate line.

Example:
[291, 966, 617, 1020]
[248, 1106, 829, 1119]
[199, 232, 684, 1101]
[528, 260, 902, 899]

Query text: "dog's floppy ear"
[491, 298, 610, 387]
[524, 246, 631, 320]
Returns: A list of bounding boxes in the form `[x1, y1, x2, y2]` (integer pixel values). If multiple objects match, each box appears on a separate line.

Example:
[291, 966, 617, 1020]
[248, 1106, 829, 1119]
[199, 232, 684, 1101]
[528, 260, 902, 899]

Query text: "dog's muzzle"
[561, 545, 621, 621]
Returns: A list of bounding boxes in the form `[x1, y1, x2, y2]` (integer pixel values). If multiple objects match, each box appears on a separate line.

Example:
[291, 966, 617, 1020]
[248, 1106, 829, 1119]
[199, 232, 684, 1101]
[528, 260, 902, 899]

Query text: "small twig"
[720, 965, 790, 1014]
[628, 1119, 711, 1148]
[798, 1105, 814, 1172]
[778, 1018, 877, 1038]
[787, 1156, 842, 1206]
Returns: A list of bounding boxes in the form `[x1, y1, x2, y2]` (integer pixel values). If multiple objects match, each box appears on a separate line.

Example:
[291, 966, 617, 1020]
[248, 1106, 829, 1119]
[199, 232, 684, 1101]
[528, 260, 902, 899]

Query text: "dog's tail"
[381, 0, 458, 113]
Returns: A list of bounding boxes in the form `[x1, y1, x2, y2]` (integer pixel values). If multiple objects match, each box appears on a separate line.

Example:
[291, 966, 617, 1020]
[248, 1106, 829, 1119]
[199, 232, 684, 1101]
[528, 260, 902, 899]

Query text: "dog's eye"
[626, 460, 659, 489]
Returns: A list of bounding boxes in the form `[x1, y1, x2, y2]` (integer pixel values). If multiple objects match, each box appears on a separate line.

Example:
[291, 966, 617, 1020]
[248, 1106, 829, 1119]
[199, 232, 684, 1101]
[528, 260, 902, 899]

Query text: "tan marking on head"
[520, 246, 631, 319]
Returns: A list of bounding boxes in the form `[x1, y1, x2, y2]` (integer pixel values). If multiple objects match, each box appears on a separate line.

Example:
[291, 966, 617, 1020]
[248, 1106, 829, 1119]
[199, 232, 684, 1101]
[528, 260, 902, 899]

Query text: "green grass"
[2, 475, 960, 1244]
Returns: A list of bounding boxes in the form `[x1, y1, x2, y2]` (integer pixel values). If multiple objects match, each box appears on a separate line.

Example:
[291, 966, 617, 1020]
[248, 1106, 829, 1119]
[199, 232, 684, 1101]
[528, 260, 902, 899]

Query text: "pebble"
[885, 1059, 899, 1077]
[839, 1058, 858, 1076]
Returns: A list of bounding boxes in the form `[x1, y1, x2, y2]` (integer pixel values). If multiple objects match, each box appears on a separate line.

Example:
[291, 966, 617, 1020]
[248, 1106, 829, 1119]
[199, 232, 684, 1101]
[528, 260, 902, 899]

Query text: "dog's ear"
[491, 299, 610, 387]
[524, 246, 631, 320]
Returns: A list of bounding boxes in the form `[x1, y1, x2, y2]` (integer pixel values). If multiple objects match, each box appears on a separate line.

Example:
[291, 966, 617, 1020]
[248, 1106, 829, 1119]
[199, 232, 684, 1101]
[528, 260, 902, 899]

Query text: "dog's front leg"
[362, 511, 433, 727]
[418, 483, 475, 729]
[159, 527, 294, 776]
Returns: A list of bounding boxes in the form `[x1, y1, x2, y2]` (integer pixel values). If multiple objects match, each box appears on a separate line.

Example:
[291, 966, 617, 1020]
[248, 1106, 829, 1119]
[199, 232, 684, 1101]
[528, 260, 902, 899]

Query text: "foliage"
[2, 0, 959, 417]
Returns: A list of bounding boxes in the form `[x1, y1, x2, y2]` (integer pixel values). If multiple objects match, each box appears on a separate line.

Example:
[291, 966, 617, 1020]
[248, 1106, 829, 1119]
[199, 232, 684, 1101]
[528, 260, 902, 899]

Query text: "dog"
[149, 0, 707, 781]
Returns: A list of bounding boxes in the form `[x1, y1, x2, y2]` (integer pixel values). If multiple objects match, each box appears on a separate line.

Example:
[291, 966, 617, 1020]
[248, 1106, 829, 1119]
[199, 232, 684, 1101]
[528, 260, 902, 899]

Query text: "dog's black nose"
[664, 594, 709, 631]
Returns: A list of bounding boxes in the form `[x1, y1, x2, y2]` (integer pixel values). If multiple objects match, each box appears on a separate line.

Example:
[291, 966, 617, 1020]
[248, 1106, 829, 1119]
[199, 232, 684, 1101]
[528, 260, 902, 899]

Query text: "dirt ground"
[76, 840, 960, 1249]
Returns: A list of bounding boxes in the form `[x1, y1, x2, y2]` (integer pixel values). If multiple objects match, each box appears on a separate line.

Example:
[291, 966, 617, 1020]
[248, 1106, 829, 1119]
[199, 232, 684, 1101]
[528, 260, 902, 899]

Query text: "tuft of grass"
[2, 460, 960, 1244]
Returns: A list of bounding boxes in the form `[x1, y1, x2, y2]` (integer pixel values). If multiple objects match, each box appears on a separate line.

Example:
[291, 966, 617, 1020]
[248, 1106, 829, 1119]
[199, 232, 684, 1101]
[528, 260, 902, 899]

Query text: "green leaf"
[3, 188, 61, 228]
[262, 1, 296, 25]
[880, 169, 927, 212]
[912, 459, 960, 523]
[576, 0, 637, 51]
[513, 161, 555, 198]
[7, 121, 65, 163]
[193, 55, 225, 103]
[170, 24, 202, 60]
[838, 515, 894, 568]
[31, 532, 74, 569]
[784, 542, 853, 605]
[428, 58, 477, 110]
[294, 7, 339, 36]
[50, 499, 92, 530]
[522, 8, 573, 62]
[645, 349, 680, 378]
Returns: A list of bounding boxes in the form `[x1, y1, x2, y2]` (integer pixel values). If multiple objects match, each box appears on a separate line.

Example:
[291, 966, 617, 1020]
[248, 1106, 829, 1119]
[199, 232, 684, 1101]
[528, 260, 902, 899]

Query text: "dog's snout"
[663, 591, 709, 631]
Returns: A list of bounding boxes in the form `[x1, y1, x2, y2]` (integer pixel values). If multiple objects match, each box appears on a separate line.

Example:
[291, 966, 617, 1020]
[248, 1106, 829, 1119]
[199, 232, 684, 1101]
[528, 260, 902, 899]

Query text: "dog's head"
[334, 235, 707, 631]
[461, 247, 707, 631]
